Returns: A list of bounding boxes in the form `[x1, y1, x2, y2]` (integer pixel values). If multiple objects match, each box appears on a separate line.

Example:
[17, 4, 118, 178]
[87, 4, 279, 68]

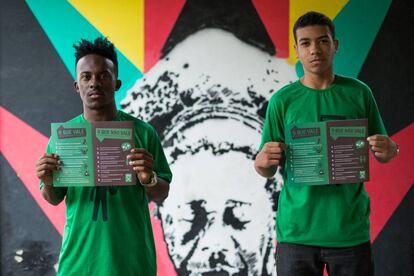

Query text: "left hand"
[367, 134, 398, 163]
[127, 148, 154, 184]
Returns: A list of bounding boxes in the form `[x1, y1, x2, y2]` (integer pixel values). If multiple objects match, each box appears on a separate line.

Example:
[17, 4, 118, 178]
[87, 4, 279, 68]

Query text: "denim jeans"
[276, 242, 374, 276]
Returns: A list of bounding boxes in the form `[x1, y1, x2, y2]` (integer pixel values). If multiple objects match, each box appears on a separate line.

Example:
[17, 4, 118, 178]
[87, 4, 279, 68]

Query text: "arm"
[127, 148, 170, 203]
[254, 142, 287, 178]
[367, 134, 399, 163]
[144, 176, 170, 203]
[36, 153, 67, 205]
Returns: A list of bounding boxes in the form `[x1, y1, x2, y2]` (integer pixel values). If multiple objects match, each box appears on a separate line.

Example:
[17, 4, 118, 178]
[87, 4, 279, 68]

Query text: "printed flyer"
[51, 121, 136, 187]
[285, 119, 369, 186]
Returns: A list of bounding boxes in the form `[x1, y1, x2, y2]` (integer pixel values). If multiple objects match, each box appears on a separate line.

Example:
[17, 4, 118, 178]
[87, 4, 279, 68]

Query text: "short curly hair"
[293, 11, 335, 42]
[73, 37, 118, 74]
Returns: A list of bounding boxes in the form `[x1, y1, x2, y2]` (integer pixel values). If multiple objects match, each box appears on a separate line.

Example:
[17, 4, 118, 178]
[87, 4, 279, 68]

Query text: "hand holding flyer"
[51, 121, 136, 187]
[285, 119, 369, 186]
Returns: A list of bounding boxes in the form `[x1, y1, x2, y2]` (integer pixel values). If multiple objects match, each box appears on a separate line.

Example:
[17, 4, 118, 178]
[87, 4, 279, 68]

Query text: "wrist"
[393, 142, 400, 158]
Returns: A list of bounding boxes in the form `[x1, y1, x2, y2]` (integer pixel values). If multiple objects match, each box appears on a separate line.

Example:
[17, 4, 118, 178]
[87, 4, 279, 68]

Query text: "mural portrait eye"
[223, 200, 252, 230]
[180, 200, 214, 245]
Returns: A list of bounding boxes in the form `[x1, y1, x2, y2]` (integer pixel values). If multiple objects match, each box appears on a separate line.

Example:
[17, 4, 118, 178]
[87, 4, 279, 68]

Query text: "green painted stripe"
[26, 0, 142, 107]
[296, 0, 392, 78]
[333, 0, 392, 77]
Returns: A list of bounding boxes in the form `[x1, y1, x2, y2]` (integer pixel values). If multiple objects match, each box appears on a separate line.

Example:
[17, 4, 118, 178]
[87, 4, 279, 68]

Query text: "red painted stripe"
[0, 106, 66, 235]
[149, 203, 178, 276]
[366, 123, 414, 241]
[144, 0, 186, 72]
[252, 0, 289, 58]
[0, 107, 176, 274]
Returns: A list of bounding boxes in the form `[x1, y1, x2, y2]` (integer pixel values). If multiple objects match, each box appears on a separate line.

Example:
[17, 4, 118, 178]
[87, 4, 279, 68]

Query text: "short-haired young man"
[35, 37, 172, 276]
[255, 11, 398, 276]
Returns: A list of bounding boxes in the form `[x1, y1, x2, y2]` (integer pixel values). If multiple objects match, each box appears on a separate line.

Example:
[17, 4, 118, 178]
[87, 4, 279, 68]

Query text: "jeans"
[276, 242, 374, 276]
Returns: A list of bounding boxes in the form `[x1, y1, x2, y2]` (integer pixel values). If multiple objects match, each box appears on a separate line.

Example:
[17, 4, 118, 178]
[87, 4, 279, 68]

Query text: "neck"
[301, 70, 335, 90]
[83, 106, 118, 122]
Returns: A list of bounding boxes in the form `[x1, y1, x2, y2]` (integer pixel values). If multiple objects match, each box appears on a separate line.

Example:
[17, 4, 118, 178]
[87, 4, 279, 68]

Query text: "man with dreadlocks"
[35, 37, 172, 275]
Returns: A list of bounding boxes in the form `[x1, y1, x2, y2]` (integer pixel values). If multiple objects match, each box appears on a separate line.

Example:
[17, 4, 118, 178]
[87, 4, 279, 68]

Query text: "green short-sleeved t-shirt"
[260, 75, 386, 247]
[41, 111, 172, 276]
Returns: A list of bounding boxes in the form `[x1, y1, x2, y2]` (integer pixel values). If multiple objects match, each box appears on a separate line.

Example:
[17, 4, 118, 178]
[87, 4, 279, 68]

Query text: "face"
[74, 54, 120, 113]
[294, 25, 338, 77]
[159, 149, 277, 276]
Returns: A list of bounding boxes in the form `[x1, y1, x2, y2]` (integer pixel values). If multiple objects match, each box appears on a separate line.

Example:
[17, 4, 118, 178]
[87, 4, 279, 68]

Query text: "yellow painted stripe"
[288, 0, 348, 64]
[69, 0, 144, 71]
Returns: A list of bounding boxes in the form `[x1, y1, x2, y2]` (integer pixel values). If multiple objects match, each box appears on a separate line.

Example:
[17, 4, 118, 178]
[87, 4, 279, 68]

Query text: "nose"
[208, 251, 231, 269]
[310, 42, 321, 55]
[196, 216, 235, 257]
[89, 75, 101, 89]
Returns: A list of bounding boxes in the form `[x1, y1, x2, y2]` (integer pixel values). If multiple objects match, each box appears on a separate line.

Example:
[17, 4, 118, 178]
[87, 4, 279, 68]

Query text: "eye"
[80, 73, 91, 81]
[179, 200, 214, 245]
[300, 41, 310, 47]
[100, 72, 111, 80]
[223, 200, 251, 230]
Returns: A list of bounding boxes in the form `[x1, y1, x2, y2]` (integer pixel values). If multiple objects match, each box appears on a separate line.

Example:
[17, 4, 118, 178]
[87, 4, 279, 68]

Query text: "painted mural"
[1, 0, 413, 275]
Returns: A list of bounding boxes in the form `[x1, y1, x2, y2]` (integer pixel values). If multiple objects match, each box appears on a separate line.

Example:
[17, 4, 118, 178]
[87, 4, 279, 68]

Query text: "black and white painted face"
[121, 29, 296, 275]
[160, 149, 281, 275]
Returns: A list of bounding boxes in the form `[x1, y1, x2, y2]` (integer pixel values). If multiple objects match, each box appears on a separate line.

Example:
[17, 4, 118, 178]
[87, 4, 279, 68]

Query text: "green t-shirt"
[41, 111, 172, 276]
[260, 75, 386, 247]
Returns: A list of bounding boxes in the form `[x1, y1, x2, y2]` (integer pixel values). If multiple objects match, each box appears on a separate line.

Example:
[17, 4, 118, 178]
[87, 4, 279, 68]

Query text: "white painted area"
[123, 28, 296, 275]
[141, 29, 295, 98]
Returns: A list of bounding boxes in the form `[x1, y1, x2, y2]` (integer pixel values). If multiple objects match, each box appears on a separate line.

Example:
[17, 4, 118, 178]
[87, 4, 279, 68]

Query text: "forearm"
[145, 177, 170, 203]
[41, 185, 67, 205]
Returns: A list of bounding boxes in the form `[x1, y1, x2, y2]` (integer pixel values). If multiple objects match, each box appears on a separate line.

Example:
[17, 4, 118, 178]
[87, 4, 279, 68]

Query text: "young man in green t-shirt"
[35, 37, 172, 275]
[255, 11, 399, 276]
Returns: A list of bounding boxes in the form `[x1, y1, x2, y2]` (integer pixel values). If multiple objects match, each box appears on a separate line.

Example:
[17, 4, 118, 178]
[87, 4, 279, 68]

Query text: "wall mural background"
[1, 0, 413, 275]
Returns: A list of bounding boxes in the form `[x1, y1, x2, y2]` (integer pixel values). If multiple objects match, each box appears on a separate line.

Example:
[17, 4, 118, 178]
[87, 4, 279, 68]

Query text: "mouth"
[201, 269, 230, 276]
[310, 59, 324, 65]
[88, 91, 104, 99]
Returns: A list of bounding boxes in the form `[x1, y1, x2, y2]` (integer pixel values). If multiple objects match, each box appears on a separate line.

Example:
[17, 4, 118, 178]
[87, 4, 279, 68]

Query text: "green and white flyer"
[285, 119, 369, 186]
[51, 121, 136, 187]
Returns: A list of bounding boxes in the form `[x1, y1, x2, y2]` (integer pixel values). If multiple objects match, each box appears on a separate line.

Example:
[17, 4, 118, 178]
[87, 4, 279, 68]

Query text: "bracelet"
[395, 143, 400, 156]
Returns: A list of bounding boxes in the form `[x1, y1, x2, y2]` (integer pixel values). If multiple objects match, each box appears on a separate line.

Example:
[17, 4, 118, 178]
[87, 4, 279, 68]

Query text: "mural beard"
[122, 29, 296, 275]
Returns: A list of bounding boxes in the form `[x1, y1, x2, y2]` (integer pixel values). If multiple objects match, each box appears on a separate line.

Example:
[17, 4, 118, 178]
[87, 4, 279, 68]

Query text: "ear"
[334, 39, 339, 53]
[115, 80, 122, 91]
[294, 43, 299, 59]
[73, 81, 80, 93]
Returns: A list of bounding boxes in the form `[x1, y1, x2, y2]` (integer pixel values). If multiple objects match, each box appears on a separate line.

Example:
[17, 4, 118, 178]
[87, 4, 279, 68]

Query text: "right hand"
[36, 153, 61, 186]
[255, 142, 287, 169]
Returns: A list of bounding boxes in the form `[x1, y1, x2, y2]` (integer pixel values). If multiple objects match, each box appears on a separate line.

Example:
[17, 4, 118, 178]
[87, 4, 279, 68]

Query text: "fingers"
[367, 134, 387, 142]
[263, 142, 287, 153]
[128, 160, 153, 172]
[267, 153, 282, 160]
[36, 153, 61, 183]
[367, 135, 390, 152]
[36, 168, 53, 179]
[256, 142, 286, 169]
[367, 136, 386, 147]
[127, 148, 153, 162]
[36, 153, 61, 171]
[127, 149, 154, 176]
